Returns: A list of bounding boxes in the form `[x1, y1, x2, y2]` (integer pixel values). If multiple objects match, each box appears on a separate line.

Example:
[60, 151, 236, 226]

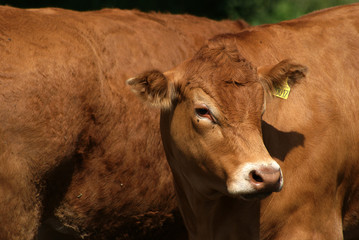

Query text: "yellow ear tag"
[273, 78, 290, 99]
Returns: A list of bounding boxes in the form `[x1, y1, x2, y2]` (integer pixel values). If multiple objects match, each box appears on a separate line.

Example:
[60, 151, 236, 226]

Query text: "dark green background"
[1, 0, 358, 25]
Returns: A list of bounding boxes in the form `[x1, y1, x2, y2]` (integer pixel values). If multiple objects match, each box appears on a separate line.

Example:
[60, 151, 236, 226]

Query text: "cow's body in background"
[0, 6, 248, 240]
[128, 3, 359, 240]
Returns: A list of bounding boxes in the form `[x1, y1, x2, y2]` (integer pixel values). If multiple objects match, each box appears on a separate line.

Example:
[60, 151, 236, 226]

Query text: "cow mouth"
[239, 191, 273, 201]
[226, 187, 275, 200]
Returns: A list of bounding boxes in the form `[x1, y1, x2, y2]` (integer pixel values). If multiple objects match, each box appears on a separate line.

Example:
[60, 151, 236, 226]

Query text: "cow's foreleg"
[0, 155, 42, 240]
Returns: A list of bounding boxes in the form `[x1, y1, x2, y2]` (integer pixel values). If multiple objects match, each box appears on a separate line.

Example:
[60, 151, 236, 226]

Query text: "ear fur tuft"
[126, 70, 176, 109]
[258, 59, 307, 92]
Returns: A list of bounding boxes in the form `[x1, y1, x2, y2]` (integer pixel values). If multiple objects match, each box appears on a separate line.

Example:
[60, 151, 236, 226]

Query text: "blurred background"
[1, 0, 358, 25]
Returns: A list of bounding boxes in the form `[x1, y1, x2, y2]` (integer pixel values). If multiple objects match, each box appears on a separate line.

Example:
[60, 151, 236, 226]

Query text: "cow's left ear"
[127, 70, 178, 109]
[258, 59, 307, 92]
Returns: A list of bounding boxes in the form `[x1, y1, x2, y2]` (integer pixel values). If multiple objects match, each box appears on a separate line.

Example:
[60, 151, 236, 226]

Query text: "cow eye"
[196, 108, 209, 116]
[195, 106, 215, 122]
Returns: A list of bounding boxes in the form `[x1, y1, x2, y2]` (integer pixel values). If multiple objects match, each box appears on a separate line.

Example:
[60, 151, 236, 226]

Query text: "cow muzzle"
[227, 161, 283, 200]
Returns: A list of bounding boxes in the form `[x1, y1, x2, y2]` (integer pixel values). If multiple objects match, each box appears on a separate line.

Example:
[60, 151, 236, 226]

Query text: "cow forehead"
[180, 42, 258, 92]
[177, 45, 263, 121]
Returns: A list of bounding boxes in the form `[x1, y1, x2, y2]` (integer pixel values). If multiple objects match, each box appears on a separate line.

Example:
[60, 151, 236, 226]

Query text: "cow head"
[127, 39, 306, 200]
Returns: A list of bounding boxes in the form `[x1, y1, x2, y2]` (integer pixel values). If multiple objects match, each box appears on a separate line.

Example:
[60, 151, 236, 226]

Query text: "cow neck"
[160, 108, 261, 240]
[172, 168, 260, 240]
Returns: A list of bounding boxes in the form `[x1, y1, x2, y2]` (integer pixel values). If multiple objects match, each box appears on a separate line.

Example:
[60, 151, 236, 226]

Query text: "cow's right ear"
[126, 70, 177, 109]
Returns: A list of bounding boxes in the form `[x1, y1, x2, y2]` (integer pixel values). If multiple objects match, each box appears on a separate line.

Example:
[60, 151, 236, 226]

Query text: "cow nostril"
[250, 170, 264, 183]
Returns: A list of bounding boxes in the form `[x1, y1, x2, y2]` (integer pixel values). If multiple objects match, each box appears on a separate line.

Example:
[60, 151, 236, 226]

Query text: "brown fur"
[129, 3, 359, 240]
[0, 6, 248, 240]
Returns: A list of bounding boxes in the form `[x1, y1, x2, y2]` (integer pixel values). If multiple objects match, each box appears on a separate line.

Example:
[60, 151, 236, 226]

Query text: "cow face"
[128, 41, 306, 200]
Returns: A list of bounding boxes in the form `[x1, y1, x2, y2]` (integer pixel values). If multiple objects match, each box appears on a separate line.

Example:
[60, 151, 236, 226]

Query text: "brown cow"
[128, 3, 359, 240]
[0, 6, 248, 240]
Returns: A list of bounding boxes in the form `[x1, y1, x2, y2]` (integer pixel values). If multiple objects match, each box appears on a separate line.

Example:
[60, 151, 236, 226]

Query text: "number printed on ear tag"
[273, 79, 290, 99]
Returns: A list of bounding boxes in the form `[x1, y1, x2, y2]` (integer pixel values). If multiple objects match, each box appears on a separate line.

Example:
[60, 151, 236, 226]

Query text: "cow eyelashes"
[195, 104, 216, 123]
